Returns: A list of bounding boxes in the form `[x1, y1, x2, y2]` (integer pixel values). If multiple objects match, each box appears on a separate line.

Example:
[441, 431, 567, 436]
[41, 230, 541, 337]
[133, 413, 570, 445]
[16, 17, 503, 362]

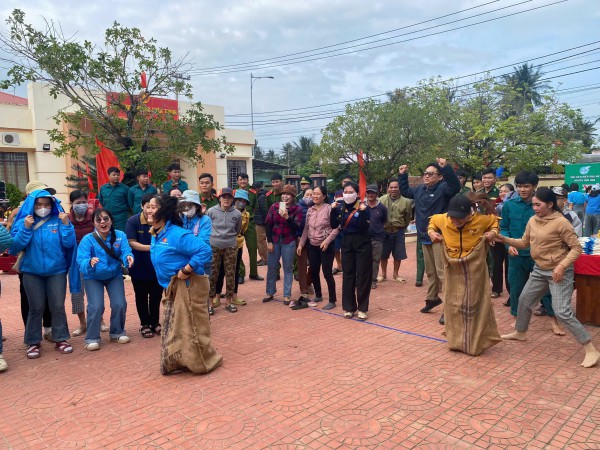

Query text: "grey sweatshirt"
[206, 204, 242, 248]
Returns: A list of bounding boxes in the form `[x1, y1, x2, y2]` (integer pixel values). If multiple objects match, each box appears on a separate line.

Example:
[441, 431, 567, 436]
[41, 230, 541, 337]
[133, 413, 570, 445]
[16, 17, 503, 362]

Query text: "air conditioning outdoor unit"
[1, 132, 20, 146]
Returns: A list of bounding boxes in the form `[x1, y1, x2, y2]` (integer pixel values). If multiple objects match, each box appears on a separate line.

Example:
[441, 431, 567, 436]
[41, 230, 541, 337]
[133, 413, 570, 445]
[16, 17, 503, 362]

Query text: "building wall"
[0, 82, 255, 205]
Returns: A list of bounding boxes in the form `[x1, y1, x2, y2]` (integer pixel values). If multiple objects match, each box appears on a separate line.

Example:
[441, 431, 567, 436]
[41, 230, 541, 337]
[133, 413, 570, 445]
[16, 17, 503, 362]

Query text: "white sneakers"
[113, 335, 130, 344]
[85, 342, 100, 351]
[0, 354, 7, 372]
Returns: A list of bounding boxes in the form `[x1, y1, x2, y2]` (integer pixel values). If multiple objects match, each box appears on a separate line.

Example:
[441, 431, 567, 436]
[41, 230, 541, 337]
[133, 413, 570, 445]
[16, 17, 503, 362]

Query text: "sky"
[1, 0, 599, 155]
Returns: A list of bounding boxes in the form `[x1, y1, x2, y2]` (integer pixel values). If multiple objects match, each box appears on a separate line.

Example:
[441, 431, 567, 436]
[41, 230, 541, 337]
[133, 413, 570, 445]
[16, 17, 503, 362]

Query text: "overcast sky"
[1, 0, 599, 155]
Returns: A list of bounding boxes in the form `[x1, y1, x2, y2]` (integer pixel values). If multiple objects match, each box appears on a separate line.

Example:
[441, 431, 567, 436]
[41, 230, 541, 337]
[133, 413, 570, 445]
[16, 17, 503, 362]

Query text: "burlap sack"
[160, 274, 223, 375]
[442, 239, 501, 356]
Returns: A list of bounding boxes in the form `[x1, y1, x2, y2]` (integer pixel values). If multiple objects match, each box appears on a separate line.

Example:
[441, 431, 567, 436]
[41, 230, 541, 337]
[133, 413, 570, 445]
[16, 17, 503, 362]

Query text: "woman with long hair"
[77, 208, 134, 351]
[297, 186, 339, 310]
[69, 190, 108, 336]
[330, 181, 372, 320]
[498, 187, 600, 368]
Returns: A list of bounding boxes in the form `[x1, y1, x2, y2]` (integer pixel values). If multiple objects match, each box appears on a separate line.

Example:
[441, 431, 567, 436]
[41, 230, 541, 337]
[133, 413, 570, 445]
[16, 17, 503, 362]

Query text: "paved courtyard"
[1, 241, 600, 449]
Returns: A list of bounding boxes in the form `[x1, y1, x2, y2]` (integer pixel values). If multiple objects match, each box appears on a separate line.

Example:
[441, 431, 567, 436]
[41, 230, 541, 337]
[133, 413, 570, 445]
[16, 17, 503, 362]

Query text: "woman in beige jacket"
[498, 187, 600, 368]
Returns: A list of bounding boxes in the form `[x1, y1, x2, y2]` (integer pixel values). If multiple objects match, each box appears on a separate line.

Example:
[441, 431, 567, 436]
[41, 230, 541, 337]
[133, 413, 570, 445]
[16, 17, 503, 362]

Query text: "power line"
[191, 0, 501, 73]
[191, 0, 565, 76]
[225, 41, 600, 118]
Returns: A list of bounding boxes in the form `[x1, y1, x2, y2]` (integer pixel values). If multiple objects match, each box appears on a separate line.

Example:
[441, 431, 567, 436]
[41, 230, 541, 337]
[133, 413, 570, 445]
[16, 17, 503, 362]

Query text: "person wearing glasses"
[398, 158, 461, 323]
[77, 209, 134, 351]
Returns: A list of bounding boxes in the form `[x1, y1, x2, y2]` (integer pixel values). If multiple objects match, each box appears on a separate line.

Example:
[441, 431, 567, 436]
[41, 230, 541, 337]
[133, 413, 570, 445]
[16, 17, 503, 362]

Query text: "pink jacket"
[299, 204, 339, 247]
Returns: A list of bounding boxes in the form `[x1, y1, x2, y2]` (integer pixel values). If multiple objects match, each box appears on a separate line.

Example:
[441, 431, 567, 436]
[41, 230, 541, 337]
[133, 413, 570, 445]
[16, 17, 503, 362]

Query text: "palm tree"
[500, 63, 549, 116]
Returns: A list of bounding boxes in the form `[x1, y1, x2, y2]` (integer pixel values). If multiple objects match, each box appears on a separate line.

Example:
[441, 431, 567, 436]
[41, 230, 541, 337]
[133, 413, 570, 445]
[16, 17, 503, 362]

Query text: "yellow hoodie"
[502, 210, 581, 270]
[428, 213, 499, 259]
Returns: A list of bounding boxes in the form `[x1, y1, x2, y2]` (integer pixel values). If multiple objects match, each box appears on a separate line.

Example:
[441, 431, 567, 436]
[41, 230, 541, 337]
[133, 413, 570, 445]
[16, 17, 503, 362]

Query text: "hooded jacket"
[77, 230, 134, 281]
[10, 190, 79, 289]
[502, 210, 582, 270]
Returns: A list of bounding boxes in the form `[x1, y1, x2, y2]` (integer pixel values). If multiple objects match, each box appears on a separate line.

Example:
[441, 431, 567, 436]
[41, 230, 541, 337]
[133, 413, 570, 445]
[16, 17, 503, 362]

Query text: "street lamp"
[250, 73, 274, 137]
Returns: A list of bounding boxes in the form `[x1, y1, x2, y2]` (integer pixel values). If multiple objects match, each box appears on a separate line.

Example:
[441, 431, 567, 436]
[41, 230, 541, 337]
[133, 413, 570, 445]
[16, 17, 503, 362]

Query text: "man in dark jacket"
[253, 182, 269, 266]
[398, 158, 460, 321]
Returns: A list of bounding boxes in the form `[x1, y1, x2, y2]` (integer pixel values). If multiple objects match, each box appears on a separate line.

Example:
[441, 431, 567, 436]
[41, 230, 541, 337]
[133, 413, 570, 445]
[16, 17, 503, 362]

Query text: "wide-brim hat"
[25, 180, 56, 195]
[180, 190, 202, 206]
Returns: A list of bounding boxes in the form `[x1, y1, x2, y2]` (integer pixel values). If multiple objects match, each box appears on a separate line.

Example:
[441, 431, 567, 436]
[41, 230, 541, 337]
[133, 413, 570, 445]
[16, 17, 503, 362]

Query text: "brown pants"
[423, 242, 444, 301]
[255, 225, 268, 261]
[297, 242, 312, 294]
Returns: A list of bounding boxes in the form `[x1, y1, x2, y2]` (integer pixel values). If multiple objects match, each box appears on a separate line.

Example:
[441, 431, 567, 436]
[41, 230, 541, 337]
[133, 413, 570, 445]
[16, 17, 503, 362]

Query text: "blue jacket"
[398, 165, 461, 242]
[150, 221, 213, 289]
[0, 224, 12, 253]
[77, 230, 134, 281]
[182, 214, 212, 246]
[10, 190, 80, 291]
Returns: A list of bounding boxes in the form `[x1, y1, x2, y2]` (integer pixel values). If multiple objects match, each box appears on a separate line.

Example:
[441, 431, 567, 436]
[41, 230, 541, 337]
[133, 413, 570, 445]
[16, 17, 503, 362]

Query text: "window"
[227, 160, 247, 188]
[0, 152, 29, 191]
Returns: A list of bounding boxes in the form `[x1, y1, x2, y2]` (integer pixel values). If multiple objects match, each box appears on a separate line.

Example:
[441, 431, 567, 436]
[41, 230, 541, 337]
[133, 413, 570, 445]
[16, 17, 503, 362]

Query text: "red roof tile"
[0, 92, 28, 106]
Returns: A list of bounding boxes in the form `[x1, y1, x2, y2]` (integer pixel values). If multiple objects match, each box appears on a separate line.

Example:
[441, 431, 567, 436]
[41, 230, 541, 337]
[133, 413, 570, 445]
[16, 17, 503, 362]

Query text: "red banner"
[95, 137, 123, 189]
[358, 150, 367, 201]
[106, 92, 178, 120]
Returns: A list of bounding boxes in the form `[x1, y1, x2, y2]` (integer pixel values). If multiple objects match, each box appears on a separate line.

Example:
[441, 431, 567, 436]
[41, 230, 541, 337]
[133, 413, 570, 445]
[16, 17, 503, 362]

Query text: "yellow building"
[0, 82, 255, 204]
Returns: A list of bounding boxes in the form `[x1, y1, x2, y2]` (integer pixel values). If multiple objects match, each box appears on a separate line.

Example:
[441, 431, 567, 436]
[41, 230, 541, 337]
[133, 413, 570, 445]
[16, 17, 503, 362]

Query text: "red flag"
[86, 162, 96, 199]
[140, 71, 147, 89]
[95, 137, 123, 188]
[358, 150, 367, 201]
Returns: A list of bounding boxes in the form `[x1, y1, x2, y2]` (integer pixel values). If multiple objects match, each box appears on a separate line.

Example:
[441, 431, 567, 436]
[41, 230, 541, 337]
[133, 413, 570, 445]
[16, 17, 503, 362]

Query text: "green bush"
[6, 182, 24, 208]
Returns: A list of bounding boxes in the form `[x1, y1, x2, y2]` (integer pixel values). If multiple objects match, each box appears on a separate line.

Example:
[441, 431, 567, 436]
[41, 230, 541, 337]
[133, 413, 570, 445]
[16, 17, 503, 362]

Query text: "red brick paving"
[1, 241, 600, 449]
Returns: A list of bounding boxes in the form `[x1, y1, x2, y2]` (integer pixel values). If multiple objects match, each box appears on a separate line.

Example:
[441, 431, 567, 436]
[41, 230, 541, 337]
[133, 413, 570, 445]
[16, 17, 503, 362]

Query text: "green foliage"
[0, 9, 234, 185]
[317, 75, 592, 183]
[5, 182, 23, 208]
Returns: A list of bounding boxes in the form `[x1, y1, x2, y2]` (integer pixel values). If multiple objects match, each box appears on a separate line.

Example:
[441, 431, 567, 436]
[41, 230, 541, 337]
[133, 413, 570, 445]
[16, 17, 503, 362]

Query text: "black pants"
[307, 243, 337, 303]
[217, 248, 243, 294]
[131, 277, 163, 328]
[19, 273, 52, 328]
[341, 233, 373, 313]
[491, 243, 510, 294]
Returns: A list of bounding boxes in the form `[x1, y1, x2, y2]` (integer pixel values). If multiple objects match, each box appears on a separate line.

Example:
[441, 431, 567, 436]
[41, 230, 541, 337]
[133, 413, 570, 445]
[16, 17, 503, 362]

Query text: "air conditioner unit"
[1, 132, 20, 146]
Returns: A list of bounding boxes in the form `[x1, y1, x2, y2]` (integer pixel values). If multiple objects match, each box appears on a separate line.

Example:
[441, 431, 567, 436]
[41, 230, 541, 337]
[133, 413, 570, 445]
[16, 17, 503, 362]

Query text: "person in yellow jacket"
[427, 193, 501, 356]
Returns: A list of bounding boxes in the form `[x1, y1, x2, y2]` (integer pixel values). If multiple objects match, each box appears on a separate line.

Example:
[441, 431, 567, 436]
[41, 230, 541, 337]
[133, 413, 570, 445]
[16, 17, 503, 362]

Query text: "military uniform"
[98, 182, 130, 231]
[266, 190, 282, 208]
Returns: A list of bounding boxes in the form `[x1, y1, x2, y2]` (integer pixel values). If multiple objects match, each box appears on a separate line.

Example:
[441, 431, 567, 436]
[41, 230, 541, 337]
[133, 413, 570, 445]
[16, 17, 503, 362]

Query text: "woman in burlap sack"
[147, 194, 222, 375]
[427, 193, 501, 356]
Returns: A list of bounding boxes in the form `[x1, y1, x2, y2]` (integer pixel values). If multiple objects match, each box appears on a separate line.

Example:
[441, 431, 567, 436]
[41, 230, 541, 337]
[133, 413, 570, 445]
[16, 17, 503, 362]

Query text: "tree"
[0, 9, 233, 183]
[500, 63, 549, 117]
[315, 96, 444, 184]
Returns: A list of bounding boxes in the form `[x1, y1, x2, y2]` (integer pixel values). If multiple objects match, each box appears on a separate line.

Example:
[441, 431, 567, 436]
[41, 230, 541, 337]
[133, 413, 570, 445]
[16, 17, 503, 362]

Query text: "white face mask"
[343, 193, 357, 204]
[35, 207, 51, 218]
[184, 207, 197, 218]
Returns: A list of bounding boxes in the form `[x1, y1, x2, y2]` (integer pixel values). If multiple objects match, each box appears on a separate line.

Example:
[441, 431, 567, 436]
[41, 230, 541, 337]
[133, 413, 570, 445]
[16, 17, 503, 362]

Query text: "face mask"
[184, 207, 197, 218]
[73, 204, 88, 216]
[343, 193, 357, 204]
[304, 198, 314, 206]
[35, 207, 51, 218]
[235, 201, 246, 211]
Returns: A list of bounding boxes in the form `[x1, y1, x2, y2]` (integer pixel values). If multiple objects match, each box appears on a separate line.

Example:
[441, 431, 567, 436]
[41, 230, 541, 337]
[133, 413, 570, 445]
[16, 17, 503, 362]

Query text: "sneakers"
[420, 298, 443, 313]
[0, 354, 7, 372]
[357, 311, 368, 321]
[85, 342, 100, 351]
[112, 336, 130, 344]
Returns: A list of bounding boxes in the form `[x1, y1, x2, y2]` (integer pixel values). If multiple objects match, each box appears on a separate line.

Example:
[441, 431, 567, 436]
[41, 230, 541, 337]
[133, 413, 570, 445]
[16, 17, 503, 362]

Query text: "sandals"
[140, 326, 154, 338]
[55, 341, 73, 354]
[231, 298, 247, 306]
[208, 306, 215, 316]
[153, 324, 162, 336]
[283, 297, 291, 306]
[212, 298, 222, 308]
[393, 277, 407, 284]
[27, 345, 41, 359]
[225, 304, 238, 313]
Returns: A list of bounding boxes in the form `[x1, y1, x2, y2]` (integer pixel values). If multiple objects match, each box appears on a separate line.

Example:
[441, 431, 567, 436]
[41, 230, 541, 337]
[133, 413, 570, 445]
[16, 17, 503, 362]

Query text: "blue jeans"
[23, 273, 70, 345]
[84, 276, 127, 344]
[266, 241, 296, 298]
